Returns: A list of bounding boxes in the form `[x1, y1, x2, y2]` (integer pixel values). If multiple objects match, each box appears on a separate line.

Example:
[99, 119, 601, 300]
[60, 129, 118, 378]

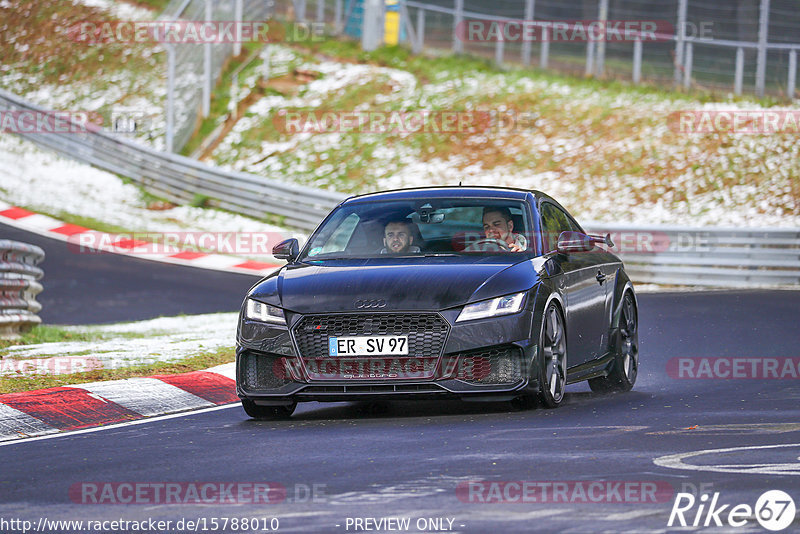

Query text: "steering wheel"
[470, 238, 511, 251]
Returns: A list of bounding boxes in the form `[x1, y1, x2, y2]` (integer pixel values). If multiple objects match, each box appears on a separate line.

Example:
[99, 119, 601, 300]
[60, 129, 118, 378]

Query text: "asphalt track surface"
[2, 225, 800, 533]
[1, 222, 257, 323]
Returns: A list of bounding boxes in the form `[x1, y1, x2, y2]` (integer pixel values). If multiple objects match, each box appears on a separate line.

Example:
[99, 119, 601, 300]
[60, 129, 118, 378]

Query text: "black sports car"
[236, 187, 639, 419]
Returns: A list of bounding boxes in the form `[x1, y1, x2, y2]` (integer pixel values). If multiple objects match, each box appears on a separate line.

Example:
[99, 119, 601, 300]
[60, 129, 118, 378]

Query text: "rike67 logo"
[668, 490, 796, 531]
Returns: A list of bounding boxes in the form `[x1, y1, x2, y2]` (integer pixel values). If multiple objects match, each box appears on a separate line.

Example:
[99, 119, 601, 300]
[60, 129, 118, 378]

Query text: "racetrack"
[1, 222, 258, 324]
[2, 222, 799, 532]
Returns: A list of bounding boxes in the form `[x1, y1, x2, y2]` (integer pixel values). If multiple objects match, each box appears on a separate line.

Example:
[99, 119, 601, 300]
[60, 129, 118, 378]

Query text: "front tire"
[538, 302, 567, 408]
[589, 292, 638, 393]
[242, 399, 296, 420]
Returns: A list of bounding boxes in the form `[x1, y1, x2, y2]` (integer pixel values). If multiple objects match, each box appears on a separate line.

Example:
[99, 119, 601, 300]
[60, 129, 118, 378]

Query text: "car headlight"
[456, 292, 526, 323]
[245, 298, 286, 325]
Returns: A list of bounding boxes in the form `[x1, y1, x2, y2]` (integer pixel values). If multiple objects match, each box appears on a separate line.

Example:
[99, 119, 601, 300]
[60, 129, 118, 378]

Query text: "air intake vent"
[443, 346, 525, 385]
[240, 351, 295, 391]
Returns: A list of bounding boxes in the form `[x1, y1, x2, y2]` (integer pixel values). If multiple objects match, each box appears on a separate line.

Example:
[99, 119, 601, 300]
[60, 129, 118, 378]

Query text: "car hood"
[249, 256, 546, 313]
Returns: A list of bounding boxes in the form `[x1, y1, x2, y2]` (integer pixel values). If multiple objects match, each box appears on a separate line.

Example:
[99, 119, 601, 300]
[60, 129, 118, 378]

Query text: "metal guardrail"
[0, 240, 45, 338]
[0, 89, 346, 232]
[585, 223, 800, 287]
[1, 89, 798, 287]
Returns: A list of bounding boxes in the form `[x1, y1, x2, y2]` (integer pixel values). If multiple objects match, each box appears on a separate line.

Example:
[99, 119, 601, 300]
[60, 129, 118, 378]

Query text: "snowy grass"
[4, 3, 796, 228]
[0, 313, 237, 393]
[204, 41, 800, 228]
[0, 135, 299, 243]
[0, 0, 166, 147]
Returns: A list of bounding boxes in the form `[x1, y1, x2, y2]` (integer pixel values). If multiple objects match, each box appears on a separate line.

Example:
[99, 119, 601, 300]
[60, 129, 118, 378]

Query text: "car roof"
[343, 186, 550, 203]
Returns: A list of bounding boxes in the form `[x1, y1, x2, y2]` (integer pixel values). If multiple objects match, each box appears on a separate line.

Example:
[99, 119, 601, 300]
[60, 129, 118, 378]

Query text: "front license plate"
[328, 335, 409, 356]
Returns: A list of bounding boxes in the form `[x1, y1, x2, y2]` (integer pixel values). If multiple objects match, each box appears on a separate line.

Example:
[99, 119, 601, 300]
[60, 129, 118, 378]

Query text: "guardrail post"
[495, 23, 505, 66]
[335, 0, 343, 33]
[0, 240, 45, 339]
[595, 0, 608, 77]
[415, 8, 425, 54]
[755, 0, 770, 98]
[788, 50, 797, 99]
[586, 41, 595, 77]
[521, 0, 535, 66]
[166, 43, 176, 153]
[202, 0, 212, 118]
[633, 38, 642, 84]
[362, 0, 384, 51]
[674, 0, 687, 86]
[683, 41, 693, 89]
[400, 2, 417, 51]
[234, 0, 243, 57]
[540, 26, 549, 68]
[735, 47, 744, 96]
[453, 0, 464, 54]
[295, 0, 306, 22]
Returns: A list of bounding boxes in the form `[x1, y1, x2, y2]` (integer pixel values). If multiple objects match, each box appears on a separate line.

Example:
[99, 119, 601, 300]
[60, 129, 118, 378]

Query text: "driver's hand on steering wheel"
[508, 242, 524, 252]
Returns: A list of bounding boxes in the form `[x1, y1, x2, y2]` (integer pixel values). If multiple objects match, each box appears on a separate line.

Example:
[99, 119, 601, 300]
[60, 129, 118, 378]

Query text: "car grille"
[239, 351, 295, 391]
[293, 313, 450, 380]
[442, 345, 525, 385]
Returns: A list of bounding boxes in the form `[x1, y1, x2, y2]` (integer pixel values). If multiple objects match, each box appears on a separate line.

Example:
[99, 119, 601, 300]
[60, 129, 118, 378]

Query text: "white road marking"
[206, 362, 236, 380]
[647, 422, 800, 436]
[603, 509, 664, 521]
[12, 213, 60, 230]
[68, 377, 214, 416]
[654, 443, 800, 476]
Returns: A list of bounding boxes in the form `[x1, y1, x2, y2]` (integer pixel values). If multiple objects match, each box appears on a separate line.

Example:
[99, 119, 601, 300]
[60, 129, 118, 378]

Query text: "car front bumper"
[236, 308, 540, 404]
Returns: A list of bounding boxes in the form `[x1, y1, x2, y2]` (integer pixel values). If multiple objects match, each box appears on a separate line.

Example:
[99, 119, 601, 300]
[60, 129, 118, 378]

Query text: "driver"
[381, 220, 421, 254]
[468, 207, 527, 252]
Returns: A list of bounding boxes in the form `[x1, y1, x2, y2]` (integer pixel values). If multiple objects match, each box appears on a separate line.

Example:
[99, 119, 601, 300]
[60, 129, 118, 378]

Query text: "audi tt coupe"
[236, 187, 639, 419]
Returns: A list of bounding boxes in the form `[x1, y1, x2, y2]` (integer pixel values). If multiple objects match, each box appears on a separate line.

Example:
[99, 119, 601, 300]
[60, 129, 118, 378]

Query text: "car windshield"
[300, 198, 535, 260]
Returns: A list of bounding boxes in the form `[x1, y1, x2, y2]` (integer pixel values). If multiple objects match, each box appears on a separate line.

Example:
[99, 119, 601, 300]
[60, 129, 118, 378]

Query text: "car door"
[540, 202, 608, 365]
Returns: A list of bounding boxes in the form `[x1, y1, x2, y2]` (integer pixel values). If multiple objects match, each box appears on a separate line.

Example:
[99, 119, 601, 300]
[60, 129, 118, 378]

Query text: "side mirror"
[272, 238, 299, 262]
[556, 231, 594, 253]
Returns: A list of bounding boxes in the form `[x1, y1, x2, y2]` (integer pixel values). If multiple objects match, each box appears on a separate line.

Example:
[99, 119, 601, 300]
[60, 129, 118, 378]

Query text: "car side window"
[540, 202, 580, 251]
[320, 213, 359, 254]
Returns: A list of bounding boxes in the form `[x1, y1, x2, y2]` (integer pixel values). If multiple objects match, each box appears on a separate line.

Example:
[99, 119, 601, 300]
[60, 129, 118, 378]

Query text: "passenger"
[469, 207, 527, 252]
[381, 220, 421, 254]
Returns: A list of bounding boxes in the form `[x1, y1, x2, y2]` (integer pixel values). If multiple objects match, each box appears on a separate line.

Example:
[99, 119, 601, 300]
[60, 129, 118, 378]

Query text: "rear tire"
[538, 302, 567, 408]
[589, 292, 638, 393]
[242, 399, 296, 420]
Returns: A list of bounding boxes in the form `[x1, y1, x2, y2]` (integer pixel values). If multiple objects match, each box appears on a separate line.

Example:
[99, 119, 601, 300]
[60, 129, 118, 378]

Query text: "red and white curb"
[0, 201, 283, 276]
[0, 363, 239, 442]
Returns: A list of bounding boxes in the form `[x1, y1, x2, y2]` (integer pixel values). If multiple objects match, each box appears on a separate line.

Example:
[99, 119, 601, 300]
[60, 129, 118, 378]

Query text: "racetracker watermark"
[0, 110, 156, 135]
[452, 230, 713, 254]
[66, 232, 287, 256]
[667, 357, 800, 380]
[69, 482, 326, 504]
[0, 356, 102, 376]
[0, 111, 102, 134]
[668, 110, 800, 134]
[277, 355, 493, 381]
[272, 110, 541, 135]
[456, 20, 673, 42]
[456, 481, 674, 503]
[67, 21, 324, 44]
